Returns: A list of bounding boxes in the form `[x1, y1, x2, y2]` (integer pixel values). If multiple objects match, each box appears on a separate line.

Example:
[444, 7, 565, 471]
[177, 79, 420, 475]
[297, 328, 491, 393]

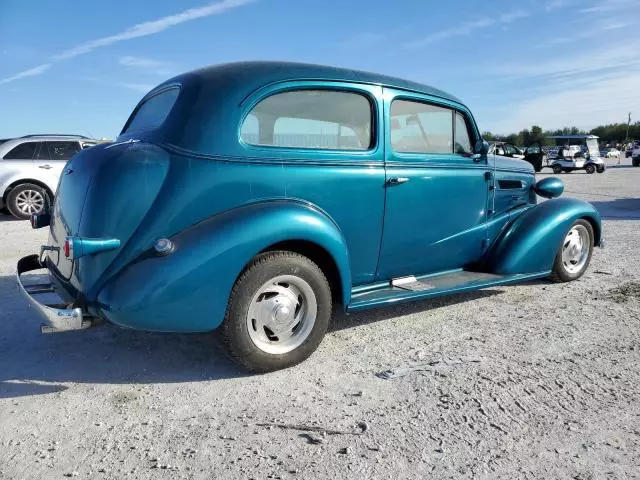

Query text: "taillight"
[63, 238, 71, 258]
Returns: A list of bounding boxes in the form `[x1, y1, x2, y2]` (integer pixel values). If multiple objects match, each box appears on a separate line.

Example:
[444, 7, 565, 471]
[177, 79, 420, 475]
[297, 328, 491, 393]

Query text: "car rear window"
[3, 141, 38, 160]
[123, 87, 179, 134]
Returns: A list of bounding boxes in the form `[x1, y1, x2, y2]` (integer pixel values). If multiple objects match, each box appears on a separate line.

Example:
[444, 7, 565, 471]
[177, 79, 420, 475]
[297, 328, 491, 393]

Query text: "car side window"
[36, 142, 51, 160]
[390, 99, 453, 154]
[454, 112, 472, 155]
[46, 141, 81, 161]
[504, 144, 517, 155]
[3, 142, 38, 160]
[527, 144, 541, 154]
[241, 89, 373, 151]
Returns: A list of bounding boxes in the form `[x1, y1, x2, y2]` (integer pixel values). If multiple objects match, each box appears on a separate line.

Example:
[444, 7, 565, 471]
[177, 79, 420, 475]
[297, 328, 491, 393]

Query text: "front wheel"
[549, 220, 594, 282]
[585, 164, 595, 174]
[6, 183, 49, 220]
[220, 251, 332, 372]
[552, 165, 562, 174]
[633, 158, 640, 167]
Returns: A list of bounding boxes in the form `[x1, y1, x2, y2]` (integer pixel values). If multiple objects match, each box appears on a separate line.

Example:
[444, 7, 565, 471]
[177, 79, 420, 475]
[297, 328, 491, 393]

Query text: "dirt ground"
[1, 157, 639, 479]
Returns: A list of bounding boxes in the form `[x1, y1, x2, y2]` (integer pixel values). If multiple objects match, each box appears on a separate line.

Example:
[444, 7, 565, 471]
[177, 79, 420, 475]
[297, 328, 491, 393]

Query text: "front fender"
[486, 198, 602, 275]
[96, 200, 351, 332]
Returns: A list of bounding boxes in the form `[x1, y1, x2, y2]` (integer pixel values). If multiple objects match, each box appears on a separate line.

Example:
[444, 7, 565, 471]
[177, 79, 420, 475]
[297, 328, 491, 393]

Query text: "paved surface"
[1, 157, 639, 479]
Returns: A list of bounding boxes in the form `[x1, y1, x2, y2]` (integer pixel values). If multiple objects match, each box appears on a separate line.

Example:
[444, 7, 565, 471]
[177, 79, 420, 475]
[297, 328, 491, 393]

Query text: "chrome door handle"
[39, 164, 53, 169]
[387, 177, 410, 186]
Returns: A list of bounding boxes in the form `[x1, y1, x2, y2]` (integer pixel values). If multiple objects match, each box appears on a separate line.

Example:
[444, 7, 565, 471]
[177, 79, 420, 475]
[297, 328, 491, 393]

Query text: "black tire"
[220, 251, 332, 373]
[596, 166, 605, 173]
[6, 183, 50, 220]
[633, 157, 640, 167]
[549, 219, 594, 283]
[552, 165, 562, 174]
[585, 164, 595, 174]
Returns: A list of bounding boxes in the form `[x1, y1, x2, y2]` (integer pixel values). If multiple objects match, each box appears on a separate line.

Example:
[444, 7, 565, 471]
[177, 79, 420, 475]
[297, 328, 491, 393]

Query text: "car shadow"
[0, 271, 546, 399]
[330, 288, 505, 332]
[0, 273, 248, 398]
[0, 212, 18, 223]
[590, 198, 640, 220]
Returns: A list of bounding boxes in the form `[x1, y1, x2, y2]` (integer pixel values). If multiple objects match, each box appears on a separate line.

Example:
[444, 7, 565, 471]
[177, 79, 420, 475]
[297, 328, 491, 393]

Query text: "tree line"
[482, 121, 640, 147]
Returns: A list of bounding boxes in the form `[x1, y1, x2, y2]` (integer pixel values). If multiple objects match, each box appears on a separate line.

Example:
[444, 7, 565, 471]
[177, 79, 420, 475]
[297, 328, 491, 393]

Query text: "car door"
[376, 90, 490, 280]
[504, 143, 524, 159]
[36, 140, 81, 192]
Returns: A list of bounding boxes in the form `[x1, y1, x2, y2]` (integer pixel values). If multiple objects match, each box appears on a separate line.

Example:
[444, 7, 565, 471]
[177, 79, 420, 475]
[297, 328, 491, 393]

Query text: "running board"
[348, 269, 549, 312]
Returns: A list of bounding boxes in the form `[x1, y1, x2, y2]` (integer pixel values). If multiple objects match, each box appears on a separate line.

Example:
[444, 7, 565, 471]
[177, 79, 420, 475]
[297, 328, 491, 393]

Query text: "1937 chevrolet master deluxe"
[18, 61, 603, 372]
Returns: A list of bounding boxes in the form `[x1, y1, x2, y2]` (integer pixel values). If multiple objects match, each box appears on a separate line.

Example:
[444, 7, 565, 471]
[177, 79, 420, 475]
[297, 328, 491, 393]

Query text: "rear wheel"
[552, 165, 562, 174]
[633, 157, 640, 167]
[6, 183, 49, 220]
[220, 251, 332, 372]
[549, 220, 594, 282]
[596, 166, 605, 173]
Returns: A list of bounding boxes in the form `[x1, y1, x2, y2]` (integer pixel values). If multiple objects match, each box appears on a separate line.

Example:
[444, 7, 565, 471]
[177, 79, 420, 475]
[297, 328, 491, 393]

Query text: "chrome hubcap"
[15, 189, 44, 215]
[246, 275, 317, 354]
[561, 225, 589, 274]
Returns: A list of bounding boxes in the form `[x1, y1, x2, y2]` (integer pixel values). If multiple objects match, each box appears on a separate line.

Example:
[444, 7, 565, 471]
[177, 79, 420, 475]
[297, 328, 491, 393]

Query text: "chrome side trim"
[17, 255, 94, 333]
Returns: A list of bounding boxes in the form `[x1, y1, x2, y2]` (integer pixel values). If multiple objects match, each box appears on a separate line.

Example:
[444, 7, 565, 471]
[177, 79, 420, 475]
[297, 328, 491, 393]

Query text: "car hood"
[490, 154, 534, 173]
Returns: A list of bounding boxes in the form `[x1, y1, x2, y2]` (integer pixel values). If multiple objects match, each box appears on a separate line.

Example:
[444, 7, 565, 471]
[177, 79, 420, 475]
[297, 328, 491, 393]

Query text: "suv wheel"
[6, 183, 49, 220]
[585, 164, 595, 174]
[221, 251, 332, 372]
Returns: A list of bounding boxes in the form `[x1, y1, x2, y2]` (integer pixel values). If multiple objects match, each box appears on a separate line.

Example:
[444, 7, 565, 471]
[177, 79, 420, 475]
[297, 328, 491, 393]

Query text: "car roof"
[154, 61, 463, 105]
[549, 135, 599, 140]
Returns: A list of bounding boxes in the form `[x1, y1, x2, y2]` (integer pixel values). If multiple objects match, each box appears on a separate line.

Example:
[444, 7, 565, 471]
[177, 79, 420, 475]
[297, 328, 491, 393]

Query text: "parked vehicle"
[548, 135, 605, 174]
[602, 148, 620, 159]
[0, 134, 97, 219]
[18, 61, 603, 372]
[625, 146, 633, 158]
[523, 142, 548, 172]
[488, 141, 525, 159]
[632, 143, 640, 167]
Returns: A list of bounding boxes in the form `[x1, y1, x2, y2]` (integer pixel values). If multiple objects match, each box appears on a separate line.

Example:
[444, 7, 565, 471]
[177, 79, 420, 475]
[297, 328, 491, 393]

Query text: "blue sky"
[1, 0, 638, 138]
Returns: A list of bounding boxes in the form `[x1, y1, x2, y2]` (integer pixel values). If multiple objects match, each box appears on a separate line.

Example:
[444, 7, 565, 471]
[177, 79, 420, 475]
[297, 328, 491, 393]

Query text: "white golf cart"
[549, 135, 606, 174]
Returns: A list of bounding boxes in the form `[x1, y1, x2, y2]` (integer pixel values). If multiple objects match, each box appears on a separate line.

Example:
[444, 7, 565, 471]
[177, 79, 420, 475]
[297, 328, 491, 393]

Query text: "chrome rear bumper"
[17, 254, 97, 333]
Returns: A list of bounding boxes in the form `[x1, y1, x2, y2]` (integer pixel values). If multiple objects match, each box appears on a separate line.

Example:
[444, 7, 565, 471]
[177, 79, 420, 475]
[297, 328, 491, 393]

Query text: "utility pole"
[626, 112, 632, 143]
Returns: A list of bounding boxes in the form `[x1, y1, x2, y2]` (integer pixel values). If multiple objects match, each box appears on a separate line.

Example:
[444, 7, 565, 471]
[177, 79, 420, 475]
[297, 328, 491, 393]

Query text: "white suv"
[0, 135, 97, 219]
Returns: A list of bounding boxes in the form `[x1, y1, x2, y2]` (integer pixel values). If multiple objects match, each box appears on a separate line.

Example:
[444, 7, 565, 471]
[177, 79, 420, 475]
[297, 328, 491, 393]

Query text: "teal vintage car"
[18, 61, 603, 372]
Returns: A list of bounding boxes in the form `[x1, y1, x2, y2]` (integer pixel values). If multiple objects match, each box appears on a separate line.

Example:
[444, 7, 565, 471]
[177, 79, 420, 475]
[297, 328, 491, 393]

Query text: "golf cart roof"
[549, 135, 599, 140]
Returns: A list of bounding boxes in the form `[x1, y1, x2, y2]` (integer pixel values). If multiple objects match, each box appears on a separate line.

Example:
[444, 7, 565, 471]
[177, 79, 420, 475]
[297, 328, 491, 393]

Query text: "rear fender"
[486, 198, 602, 275]
[96, 200, 351, 332]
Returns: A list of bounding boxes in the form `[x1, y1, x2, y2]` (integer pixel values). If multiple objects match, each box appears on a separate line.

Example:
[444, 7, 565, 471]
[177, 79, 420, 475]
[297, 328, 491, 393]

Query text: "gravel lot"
[1, 157, 639, 479]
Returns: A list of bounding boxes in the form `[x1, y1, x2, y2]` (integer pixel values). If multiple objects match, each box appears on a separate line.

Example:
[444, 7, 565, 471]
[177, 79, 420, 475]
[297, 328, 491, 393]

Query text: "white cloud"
[116, 82, 155, 93]
[580, 0, 636, 13]
[486, 73, 640, 133]
[404, 10, 528, 48]
[491, 40, 640, 79]
[118, 56, 173, 76]
[0, 0, 257, 85]
[545, 0, 567, 11]
[0, 63, 51, 85]
[54, 0, 256, 60]
[534, 17, 631, 48]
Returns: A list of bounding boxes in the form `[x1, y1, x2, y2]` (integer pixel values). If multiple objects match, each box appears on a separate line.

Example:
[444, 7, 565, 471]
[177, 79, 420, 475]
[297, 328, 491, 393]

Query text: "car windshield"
[586, 138, 599, 156]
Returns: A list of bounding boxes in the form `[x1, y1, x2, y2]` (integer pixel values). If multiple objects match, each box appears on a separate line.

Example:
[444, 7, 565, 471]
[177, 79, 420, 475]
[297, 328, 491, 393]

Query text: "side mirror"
[472, 139, 489, 162]
[534, 177, 564, 199]
[475, 139, 490, 155]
